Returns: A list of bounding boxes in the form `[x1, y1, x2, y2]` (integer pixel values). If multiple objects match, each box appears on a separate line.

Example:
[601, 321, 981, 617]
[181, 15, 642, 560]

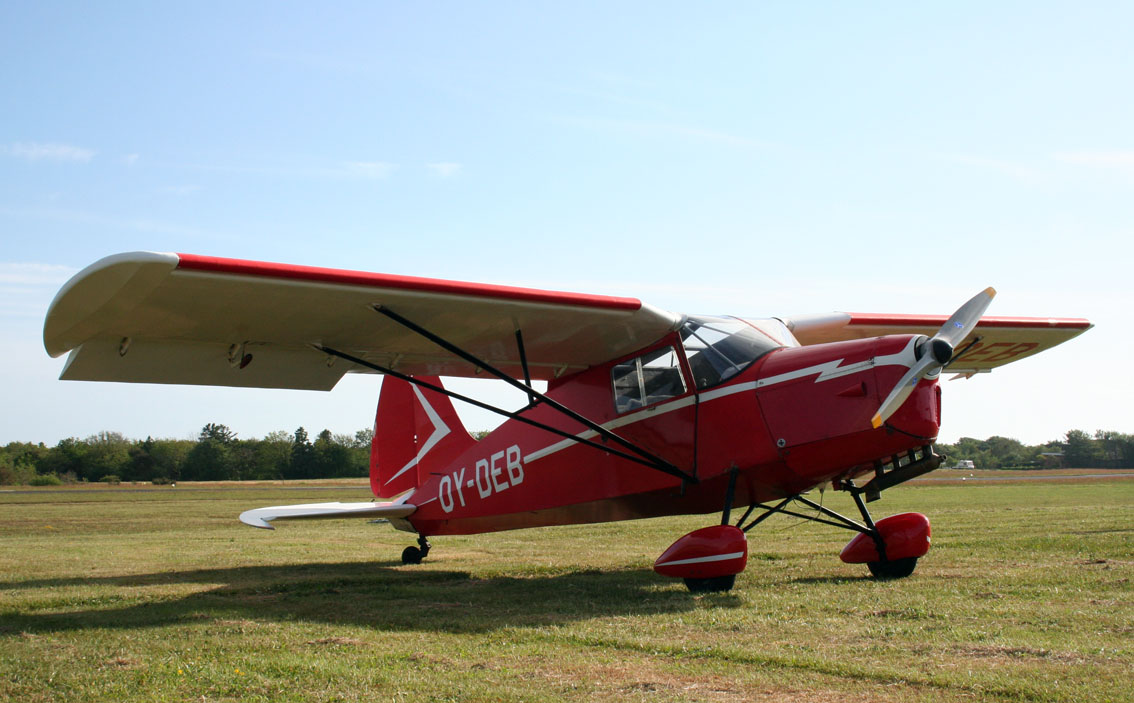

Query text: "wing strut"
[320, 346, 695, 483]
[514, 328, 538, 407]
[369, 305, 696, 483]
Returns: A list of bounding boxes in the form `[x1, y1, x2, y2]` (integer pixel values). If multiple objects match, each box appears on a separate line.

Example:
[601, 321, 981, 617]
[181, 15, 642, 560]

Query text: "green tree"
[199, 423, 237, 444]
[286, 427, 314, 479]
[182, 423, 239, 480]
[148, 438, 192, 481]
[354, 427, 374, 448]
[182, 438, 234, 481]
[312, 429, 363, 478]
[82, 432, 132, 482]
[38, 437, 88, 480]
[0, 449, 36, 485]
[249, 430, 292, 480]
[125, 437, 157, 482]
[1064, 429, 1102, 468]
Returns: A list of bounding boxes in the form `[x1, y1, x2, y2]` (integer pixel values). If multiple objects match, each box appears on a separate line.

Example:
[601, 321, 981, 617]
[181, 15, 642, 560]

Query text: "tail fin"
[370, 375, 477, 498]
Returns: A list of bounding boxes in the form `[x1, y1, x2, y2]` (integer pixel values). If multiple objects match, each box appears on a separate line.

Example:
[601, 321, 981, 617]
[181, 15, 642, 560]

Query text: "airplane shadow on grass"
[0, 561, 744, 635]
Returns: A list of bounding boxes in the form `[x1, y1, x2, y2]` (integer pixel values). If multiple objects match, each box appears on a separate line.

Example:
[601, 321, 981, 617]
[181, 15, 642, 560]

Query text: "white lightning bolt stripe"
[523, 337, 920, 466]
[384, 384, 452, 485]
[522, 394, 698, 464]
[755, 336, 919, 389]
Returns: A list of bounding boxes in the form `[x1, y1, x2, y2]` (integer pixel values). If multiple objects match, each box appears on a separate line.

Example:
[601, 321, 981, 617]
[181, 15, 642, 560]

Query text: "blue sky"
[2, 2, 1129, 446]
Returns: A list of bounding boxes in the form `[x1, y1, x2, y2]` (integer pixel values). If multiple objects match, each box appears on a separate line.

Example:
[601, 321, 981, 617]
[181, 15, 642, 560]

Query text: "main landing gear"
[401, 535, 431, 565]
[867, 556, 919, 579]
[655, 449, 939, 592]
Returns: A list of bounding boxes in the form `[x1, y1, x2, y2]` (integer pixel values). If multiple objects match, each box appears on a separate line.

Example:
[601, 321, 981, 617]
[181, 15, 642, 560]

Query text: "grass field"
[1, 476, 1130, 702]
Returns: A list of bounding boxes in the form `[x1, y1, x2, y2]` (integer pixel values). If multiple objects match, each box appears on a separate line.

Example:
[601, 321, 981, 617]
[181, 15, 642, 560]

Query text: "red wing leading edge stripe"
[176, 253, 644, 311]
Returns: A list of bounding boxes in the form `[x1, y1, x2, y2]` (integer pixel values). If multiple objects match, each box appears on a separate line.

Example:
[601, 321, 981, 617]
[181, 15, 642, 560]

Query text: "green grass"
[1, 479, 1131, 702]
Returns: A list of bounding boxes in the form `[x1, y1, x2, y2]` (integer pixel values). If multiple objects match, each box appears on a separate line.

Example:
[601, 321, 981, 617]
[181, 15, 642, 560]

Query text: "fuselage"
[403, 317, 940, 537]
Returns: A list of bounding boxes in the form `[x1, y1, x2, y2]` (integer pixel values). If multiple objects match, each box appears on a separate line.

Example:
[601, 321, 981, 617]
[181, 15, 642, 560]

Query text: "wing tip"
[239, 509, 276, 529]
[43, 251, 180, 357]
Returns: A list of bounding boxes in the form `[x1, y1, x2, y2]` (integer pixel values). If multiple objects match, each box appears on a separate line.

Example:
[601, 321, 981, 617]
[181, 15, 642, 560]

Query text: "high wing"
[783, 312, 1092, 374]
[44, 252, 681, 390]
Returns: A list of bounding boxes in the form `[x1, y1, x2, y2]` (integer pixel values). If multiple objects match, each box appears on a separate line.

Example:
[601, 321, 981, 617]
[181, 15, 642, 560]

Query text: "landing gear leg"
[401, 535, 431, 565]
[847, 481, 918, 580]
[679, 469, 742, 594]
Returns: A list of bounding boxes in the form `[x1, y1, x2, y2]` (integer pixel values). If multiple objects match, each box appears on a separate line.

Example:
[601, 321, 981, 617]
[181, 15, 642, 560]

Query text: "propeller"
[870, 287, 996, 429]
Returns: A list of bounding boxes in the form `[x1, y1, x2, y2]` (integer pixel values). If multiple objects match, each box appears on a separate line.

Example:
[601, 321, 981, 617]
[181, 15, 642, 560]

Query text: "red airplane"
[44, 252, 1091, 591]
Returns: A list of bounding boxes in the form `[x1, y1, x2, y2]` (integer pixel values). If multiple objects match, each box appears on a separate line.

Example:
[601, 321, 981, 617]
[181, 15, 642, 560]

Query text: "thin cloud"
[557, 116, 771, 149]
[0, 262, 77, 286]
[0, 205, 213, 238]
[426, 162, 462, 178]
[3, 142, 96, 162]
[0, 263, 78, 319]
[159, 184, 202, 196]
[122, 153, 140, 166]
[1054, 150, 1134, 168]
[930, 152, 1044, 183]
[344, 161, 397, 179]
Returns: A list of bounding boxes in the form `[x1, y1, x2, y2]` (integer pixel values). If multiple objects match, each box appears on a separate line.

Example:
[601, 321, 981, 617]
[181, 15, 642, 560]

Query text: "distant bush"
[29, 474, 63, 486]
[151, 476, 171, 485]
[99, 474, 121, 485]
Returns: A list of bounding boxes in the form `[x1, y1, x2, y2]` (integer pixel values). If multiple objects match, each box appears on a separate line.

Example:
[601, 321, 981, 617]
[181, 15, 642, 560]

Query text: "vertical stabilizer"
[370, 375, 476, 498]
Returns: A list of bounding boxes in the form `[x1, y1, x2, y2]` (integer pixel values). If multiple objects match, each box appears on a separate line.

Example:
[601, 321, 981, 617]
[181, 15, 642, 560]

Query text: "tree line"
[935, 430, 1134, 470]
[0, 423, 374, 485]
[1, 427, 1131, 485]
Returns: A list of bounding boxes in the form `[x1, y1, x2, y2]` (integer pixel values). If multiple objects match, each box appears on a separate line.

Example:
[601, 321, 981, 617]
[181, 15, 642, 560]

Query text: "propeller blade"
[870, 287, 996, 429]
[935, 287, 996, 348]
[870, 355, 935, 429]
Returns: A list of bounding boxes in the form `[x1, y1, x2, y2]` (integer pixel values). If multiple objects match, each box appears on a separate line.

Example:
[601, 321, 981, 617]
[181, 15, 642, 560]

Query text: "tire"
[401, 546, 424, 565]
[868, 556, 918, 579]
[683, 574, 736, 593]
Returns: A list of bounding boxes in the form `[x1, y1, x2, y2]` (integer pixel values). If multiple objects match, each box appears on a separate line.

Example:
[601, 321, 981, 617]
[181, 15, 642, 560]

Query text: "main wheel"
[683, 574, 736, 593]
[401, 546, 424, 565]
[868, 556, 918, 579]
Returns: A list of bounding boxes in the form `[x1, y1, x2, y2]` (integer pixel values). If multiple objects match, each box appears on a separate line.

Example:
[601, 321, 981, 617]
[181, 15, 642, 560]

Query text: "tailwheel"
[867, 556, 918, 579]
[683, 574, 736, 593]
[401, 536, 431, 565]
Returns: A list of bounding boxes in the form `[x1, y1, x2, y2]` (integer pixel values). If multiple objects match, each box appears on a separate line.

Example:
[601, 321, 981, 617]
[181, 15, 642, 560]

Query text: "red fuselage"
[404, 331, 939, 537]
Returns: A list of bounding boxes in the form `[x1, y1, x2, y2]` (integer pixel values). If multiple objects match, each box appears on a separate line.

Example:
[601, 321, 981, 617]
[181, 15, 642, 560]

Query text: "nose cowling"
[880, 374, 941, 440]
[755, 335, 941, 485]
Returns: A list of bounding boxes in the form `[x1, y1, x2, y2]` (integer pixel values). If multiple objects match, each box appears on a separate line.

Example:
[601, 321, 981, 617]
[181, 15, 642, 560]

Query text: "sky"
[2, 2, 1130, 447]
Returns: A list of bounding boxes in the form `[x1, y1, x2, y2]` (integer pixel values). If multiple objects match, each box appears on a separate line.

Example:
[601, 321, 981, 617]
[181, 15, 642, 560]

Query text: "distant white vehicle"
[952, 460, 975, 470]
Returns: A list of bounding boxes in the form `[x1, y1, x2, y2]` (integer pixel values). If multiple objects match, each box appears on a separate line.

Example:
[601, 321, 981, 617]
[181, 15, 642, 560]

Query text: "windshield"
[681, 315, 783, 390]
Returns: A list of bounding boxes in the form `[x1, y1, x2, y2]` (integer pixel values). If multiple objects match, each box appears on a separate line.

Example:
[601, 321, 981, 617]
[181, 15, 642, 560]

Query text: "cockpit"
[610, 315, 795, 414]
[680, 315, 794, 390]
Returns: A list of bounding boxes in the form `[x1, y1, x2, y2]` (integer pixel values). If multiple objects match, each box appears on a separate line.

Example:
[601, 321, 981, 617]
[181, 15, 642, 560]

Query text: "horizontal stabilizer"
[239, 501, 416, 530]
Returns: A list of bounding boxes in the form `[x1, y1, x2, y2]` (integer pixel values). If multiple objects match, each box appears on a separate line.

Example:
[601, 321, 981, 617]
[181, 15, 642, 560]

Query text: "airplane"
[43, 252, 1092, 592]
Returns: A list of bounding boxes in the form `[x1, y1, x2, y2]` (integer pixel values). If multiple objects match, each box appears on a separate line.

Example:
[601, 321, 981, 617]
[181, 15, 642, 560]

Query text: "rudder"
[370, 375, 476, 498]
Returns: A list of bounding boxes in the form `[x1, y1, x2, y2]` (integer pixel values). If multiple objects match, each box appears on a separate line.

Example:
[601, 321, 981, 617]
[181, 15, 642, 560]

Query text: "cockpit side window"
[681, 316, 782, 390]
[611, 345, 686, 414]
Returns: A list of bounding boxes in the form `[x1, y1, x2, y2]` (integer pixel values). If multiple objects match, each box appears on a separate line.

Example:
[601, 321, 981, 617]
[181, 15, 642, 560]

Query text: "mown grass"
[1, 478, 1130, 702]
